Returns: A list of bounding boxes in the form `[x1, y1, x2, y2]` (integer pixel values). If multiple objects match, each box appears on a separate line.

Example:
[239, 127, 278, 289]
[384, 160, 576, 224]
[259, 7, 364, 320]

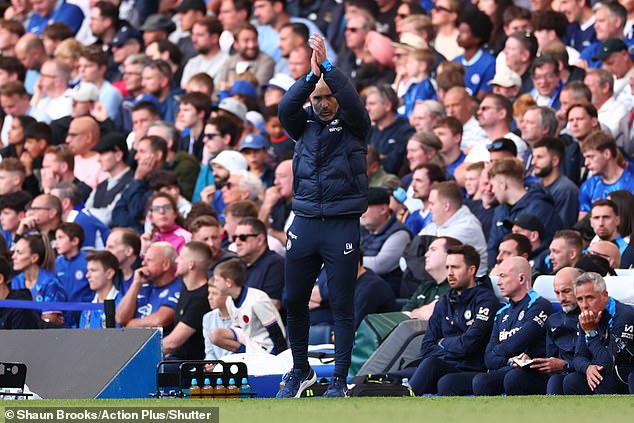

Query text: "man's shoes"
[275, 367, 317, 398]
[322, 376, 348, 398]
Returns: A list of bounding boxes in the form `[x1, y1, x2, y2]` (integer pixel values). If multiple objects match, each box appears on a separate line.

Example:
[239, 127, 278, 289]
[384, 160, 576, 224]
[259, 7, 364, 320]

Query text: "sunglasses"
[150, 204, 173, 213]
[233, 233, 258, 242]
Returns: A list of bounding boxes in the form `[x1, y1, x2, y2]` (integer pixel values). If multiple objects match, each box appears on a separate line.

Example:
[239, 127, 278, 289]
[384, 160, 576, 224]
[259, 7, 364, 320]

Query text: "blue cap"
[134, 93, 161, 110]
[111, 25, 142, 47]
[230, 80, 257, 99]
[239, 133, 268, 150]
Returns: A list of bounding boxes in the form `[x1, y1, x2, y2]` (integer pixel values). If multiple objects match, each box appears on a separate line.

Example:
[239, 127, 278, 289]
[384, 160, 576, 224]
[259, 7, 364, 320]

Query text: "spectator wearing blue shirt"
[54, 222, 91, 304]
[589, 200, 634, 269]
[502, 31, 538, 95]
[402, 48, 437, 118]
[434, 117, 466, 181]
[14, 34, 48, 96]
[561, 0, 596, 52]
[140, 60, 182, 123]
[579, 131, 634, 218]
[78, 46, 123, 121]
[79, 251, 121, 329]
[11, 234, 67, 327]
[115, 241, 181, 334]
[530, 55, 563, 110]
[453, 9, 496, 99]
[105, 228, 141, 297]
[578, 2, 633, 69]
[27, 0, 85, 36]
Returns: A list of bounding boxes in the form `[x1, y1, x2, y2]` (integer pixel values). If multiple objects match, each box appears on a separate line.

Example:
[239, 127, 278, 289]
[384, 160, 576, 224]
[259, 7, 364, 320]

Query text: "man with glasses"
[337, 10, 374, 79]
[15, 193, 62, 241]
[530, 54, 563, 110]
[234, 216, 284, 309]
[32, 59, 72, 122]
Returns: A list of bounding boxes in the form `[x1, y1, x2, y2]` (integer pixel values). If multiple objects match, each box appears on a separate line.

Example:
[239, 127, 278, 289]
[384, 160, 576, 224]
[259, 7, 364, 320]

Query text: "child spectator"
[208, 258, 287, 355]
[54, 222, 91, 303]
[0, 190, 32, 250]
[202, 272, 232, 360]
[264, 104, 294, 163]
[403, 48, 437, 118]
[79, 251, 121, 329]
[239, 133, 275, 188]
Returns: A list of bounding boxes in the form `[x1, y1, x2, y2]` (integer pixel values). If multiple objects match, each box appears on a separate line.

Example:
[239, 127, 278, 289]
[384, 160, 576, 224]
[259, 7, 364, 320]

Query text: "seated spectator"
[239, 133, 275, 189]
[0, 158, 29, 197]
[176, 92, 212, 162]
[433, 117, 465, 179]
[504, 214, 550, 273]
[207, 258, 287, 355]
[367, 145, 400, 189]
[115, 241, 181, 333]
[259, 160, 294, 247]
[84, 133, 133, 227]
[148, 170, 192, 218]
[548, 230, 584, 274]
[65, 116, 109, 189]
[589, 199, 634, 268]
[0, 255, 40, 329]
[141, 193, 192, 255]
[54, 222, 91, 318]
[49, 181, 110, 250]
[79, 251, 121, 329]
[105, 228, 140, 296]
[0, 191, 32, 249]
[402, 48, 437, 118]
[263, 104, 294, 163]
[202, 274, 232, 360]
[22, 121, 51, 195]
[2, 115, 35, 161]
[588, 240, 622, 270]
[78, 46, 123, 121]
[408, 100, 445, 135]
[41, 145, 91, 202]
[189, 215, 236, 269]
[464, 162, 485, 199]
[233, 217, 284, 309]
[490, 233, 532, 277]
[567, 103, 600, 144]
[162, 241, 212, 361]
[15, 194, 62, 240]
[361, 187, 412, 294]
[26, 0, 84, 36]
[11, 233, 66, 327]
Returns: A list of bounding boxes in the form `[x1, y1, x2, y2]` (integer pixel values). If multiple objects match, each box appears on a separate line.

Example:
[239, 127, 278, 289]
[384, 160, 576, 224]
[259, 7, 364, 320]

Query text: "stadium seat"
[308, 325, 332, 345]
[489, 276, 508, 304]
[604, 276, 634, 306]
[533, 275, 556, 303]
[614, 268, 634, 277]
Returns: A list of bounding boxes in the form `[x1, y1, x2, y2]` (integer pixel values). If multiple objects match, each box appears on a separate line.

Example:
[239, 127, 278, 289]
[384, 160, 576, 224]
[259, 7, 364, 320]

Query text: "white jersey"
[225, 286, 285, 353]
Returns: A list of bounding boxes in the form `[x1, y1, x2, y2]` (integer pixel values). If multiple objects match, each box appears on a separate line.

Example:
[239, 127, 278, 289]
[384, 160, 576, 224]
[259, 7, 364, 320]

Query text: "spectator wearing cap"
[66, 116, 109, 189]
[180, 16, 228, 88]
[199, 150, 248, 223]
[486, 158, 563, 269]
[111, 135, 168, 232]
[226, 79, 257, 110]
[26, 0, 84, 37]
[109, 25, 143, 81]
[216, 97, 247, 136]
[173, 0, 208, 65]
[365, 85, 415, 176]
[31, 59, 72, 122]
[360, 187, 412, 294]
[140, 14, 176, 47]
[578, 2, 632, 70]
[176, 92, 212, 162]
[141, 60, 181, 123]
[530, 54, 563, 110]
[453, 9, 495, 99]
[585, 68, 628, 143]
[430, 0, 463, 60]
[85, 132, 133, 227]
[421, 181, 488, 276]
[78, 46, 123, 121]
[504, 213, 549, 271]
[262, 73, 294, 107]
[217, 23, 275, 88]
[487, 138, 518, 163]
[489, 67, 522, 103]
[274, 22, 309, 76]
[503, 31, 539, 95]
[531, 137, 579, 229]
[239, 133, 274, 188]
[596, 38, 634, 109]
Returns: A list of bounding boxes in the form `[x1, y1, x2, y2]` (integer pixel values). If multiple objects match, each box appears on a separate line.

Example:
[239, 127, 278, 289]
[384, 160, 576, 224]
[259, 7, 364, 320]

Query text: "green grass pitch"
[2, 397, 634, 423]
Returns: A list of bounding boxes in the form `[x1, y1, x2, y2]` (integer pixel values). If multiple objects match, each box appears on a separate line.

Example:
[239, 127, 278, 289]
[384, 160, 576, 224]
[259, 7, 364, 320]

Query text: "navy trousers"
[409, 357, 465, 395]
[503, 368, 550, 395]
[562, 371, 629, 394]
[285, 215, 360, 377]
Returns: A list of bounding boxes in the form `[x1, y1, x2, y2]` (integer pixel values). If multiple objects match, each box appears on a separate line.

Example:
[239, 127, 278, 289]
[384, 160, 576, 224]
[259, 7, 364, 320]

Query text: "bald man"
[438, 257, 554, 396]
[588, 240, 621, 270]
[442, 87, 488, 151]
[259, 160, 294, 246]
[504, 267, 583, 395]
[14, 33, 47, 95]
[67, 116, 109, 189]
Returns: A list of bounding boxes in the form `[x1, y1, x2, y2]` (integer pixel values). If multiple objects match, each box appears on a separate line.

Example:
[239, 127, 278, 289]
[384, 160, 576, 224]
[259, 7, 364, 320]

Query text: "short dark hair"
[131, 100, 160, 116]
[502, 6, 531, 25]
[193, 15, 223, 35]
[94, 1, 119, 25]
[179, 92, 212, 120]
[460, 9, 493, 47]
[414, 163, 446, 184]
[111, 227, 141, 257]
[153, 40, 182, 67]
[24, 122, 52, 145]
[214, 258, 247, 286]
[447, 244, 480, 273]
[148, 170, 180, 192]
[433, 116, 463, 136]
[86, 250, 120, 276]
[501, 233, 532, 257]
[56, 221, 85, 248]
[237, 217, 267, 236]
[80, 45, 108, 67]
[531, 53, 560, 77]
[0, 56, 26, 82]
[509, 30, 539, 60]
[591, 199, 619, 216]
[531, 10, 568, 39]
[0, 190, 32, 212]
[534, 136, 565, 162]
[42, 22, 73, 41]
[139, 135, 168, 159]
[280, 22, 309, 42]
[206, 116, 241, 146]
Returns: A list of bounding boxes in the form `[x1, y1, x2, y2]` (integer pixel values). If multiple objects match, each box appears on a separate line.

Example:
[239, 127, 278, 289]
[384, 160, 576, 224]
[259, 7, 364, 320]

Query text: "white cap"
[72, 82, 99, 102]
[263, 73, 295, 92]
[489, 68, 522, 88]
[211, 150, 248, 173]
[218, 97, 247, 121]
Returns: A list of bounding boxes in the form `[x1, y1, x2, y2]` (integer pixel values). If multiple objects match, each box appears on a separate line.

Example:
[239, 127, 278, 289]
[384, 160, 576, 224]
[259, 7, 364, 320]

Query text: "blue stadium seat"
[308, 325, 332, 345]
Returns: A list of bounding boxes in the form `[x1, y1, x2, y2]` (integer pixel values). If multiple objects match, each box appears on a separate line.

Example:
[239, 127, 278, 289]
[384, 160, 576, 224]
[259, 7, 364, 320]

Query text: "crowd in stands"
[0, 0, 633, 396]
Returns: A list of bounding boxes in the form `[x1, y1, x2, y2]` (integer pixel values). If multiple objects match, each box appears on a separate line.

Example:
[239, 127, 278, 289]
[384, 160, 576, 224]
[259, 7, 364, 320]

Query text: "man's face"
[0, 208, 22, 232]
[38, 61, 60, 95]
[274, 163, 293, 199]
[567, 106, 596, 140]
[310, 80, 339, 121]
[106, 230, 128, 265]
[112, 41, 139, 65]
[365, 92, 390, 123]
[192, 23, 213, 54]
[496, 239, 519, 265]
[221, 174, 245, 204]
[203, 124, 226, 156]
[446, 253, 473, 290]
[583, 73, 605, 105]
[134, 139, 155, 164]
[430, 189, 451, 225]
[602, 50, 630, 79]
[234, 224, 261, 261]
[558, 0, 583, 22]
[192, 225, 222, 257]
[279, 26, 301, 57]
[142, 245, 168, 280]
[31, 0, 56, 17]
[464, 169, 481, 197]
[431, 0, 454, 26]
[582, 148, 609, 176]
[132, 109, 157, 139]
[411, 168, 432, 201]
[26, 195, 56, 229]
[360, 204, 388, 232]
[253, 0, 276, 25]
[532, 146, 555, 178]
[142, 66, 165, 97]
[289, 48, 311, 79]
[86, 260, 110, 292]
[549, 238, 575, 272]
[235, 29, 259, 61]
[78, 57, 103, 83]
[407, 140, 434, 170]
[175, 247, 192, 278]
[434, 126, 460, 155]
[496, 259, 523, 298]
[476, 97, 501, 129]
[503, 37, 526, 70]
[594, 7, 616, 40]
[212, 163, 230, 187]
[410, 104, 433, 133]
[179, 10, 201, 33]
[489, 175, 506, 204]
[457, 22, 477, 49]
[0, 170, 20, 195]
[176, 103, 202, 129]
[424, 238, 448, 274]
[42, 153, 64, 180]
[575, 282, 609, 315]
[97, 150, 119, 174]
[71, 100, 93, 118]
[554, 270, 578, 313]
[90, 7, 107, 36]
[0, 94, 29, 117]
[520, 108, 543, 145]
[66, 119, 92, 155]
[123, 63, 143, 93]
[0, 27, 17, 51]
[344, 15, 369, 50]
[218, 0, 243, 31]
[443, 90, 471, 123]
[532, 64, 559, 97]
[590, 205, 620, 240]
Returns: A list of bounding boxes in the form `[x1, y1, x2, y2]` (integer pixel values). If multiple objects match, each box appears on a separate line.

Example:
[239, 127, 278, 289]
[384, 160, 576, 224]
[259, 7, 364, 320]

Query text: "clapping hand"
[308, 33, 327, 77]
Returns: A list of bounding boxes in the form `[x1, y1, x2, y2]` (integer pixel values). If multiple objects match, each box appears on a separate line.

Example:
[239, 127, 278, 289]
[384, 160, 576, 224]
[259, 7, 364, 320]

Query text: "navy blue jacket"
[573, 297, 634, 377]
[485, 290, 554, 370]
[278, 66, 371, 218]
[367, 117, 415, 175]
[546, 307, 580, 370]
[111, 178, 152, 232]
[488, 184, 563, 268]
[420, 284, 501, 371]
[246, 249, 285, 302]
